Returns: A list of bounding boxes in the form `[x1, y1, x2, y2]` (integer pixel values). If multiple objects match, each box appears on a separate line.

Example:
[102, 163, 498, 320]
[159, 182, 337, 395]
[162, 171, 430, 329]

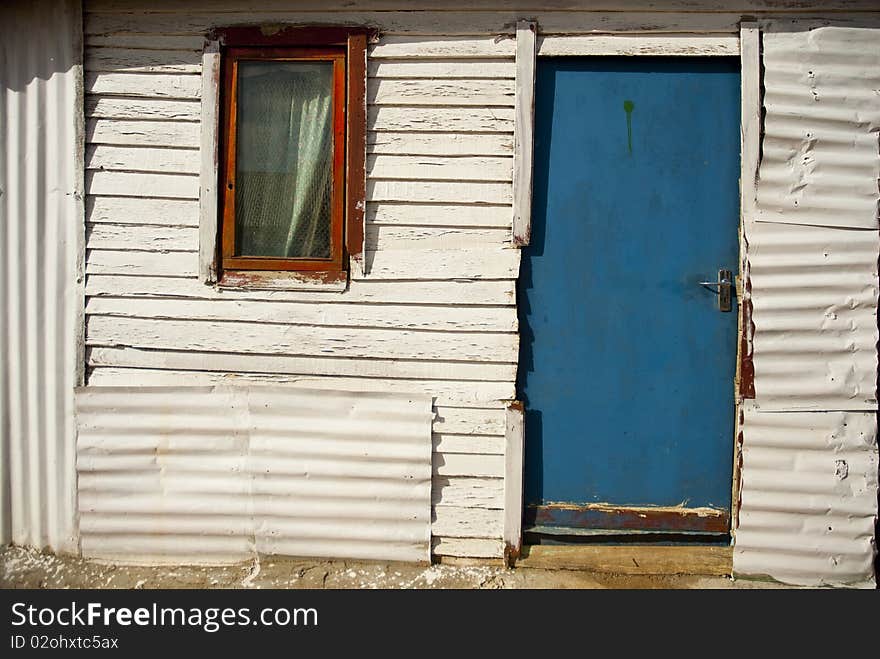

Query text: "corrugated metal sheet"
[75, 386, 434, 564]
[735, 24, 879, 587]
[0, 0, 83, 552]
[735, 404, 878, 587]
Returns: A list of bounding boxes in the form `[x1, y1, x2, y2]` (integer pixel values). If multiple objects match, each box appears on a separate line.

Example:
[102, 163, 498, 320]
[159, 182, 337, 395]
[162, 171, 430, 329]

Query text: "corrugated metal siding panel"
[735, 404, 878, 587]
[735, 24, 879, 587]
[75, 386, 434, 564]
[0, 0, 83, 552]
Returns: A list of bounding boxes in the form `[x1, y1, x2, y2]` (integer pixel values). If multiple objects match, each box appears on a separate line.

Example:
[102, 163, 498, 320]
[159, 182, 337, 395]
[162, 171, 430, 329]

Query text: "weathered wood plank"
[87, 119, 200, 147]
[199, 42, 221, 285]
[87, 245, 519, 280]
[368, 180, 511, 204]
[512, 20, 536, 247]
[433, 407, 507, 435]
[432, 536, 502, 558]
[370, 35, 515, 59]
[433, 434, 506, 455]
[86, 145, 200, 174]
[432, 505, 502, 539]
[432, 477, 504, 510]
[366, 225, 511, 250]
[85, 275, 517, 305]
[369, 60, 515, 79]
[86, 34, 207, 51]
[86, 316, 519, 362]
[87, 196, 199, 226]
[504, 402, 525, 563]
[87, 224, 196, 251]
[539, 33, 739, 56]
[86, 47, 202, 73]
[87, 346, 517, 381]
[434, 452, 505, 478]
[84, 12, 743, 37]
[86, 72, 202, 99]
[86, 368, 516, 408]
[368, 78, 514, 107]
[367, 154, 512, 182]
[85, 295, 518, 332]
[517, 545, 734, 576]
[86, 170, 199, 199]
[369, 106, 514, 133]
[87, 1, 880, 12]
[86, 250, 197, 277]
[86, 96, 201, 121]
[367, 131, 513, 156]
[367, 202, 511, 228]
[360, 246, 520, 280]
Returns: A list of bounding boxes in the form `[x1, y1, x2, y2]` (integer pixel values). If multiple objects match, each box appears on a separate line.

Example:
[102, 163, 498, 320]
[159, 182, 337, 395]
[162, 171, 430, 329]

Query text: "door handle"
[699, 269, 733, 312]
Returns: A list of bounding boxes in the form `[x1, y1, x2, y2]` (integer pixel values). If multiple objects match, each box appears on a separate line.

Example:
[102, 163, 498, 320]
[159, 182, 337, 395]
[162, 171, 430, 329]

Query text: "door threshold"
[516, 544, 733, 576]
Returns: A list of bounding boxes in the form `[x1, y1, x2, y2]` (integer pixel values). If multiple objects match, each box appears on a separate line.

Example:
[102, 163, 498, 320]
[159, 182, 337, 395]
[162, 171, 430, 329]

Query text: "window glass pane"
[235, 60, 333, 259]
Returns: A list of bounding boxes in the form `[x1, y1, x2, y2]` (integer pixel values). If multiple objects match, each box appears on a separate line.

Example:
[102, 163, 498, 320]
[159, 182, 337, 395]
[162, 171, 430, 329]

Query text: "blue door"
[519, 57, 741, 537]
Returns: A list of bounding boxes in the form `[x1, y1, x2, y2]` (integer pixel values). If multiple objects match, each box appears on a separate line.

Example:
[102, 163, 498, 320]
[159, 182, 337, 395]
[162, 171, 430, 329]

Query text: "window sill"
[216, 269, 348, 292]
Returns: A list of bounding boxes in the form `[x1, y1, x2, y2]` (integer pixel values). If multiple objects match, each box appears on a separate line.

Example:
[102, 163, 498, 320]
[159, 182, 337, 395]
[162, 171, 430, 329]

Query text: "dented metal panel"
[75, 386, 434, 564]
[735, 404, 878, 587]
[735, 24, 880, 587]
[0, 0, 83, 552]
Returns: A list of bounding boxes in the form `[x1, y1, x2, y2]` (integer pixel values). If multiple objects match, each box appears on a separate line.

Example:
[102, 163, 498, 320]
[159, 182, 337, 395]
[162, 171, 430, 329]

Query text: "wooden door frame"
[504, 21, 760, 567]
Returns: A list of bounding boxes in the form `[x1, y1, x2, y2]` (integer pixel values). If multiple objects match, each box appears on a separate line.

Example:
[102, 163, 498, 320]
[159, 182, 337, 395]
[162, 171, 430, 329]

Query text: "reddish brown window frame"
[213, 26, 371, 281]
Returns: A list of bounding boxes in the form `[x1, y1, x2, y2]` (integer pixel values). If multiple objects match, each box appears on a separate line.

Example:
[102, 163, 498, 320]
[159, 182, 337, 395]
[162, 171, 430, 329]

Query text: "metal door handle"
[699, 269, 733, 312]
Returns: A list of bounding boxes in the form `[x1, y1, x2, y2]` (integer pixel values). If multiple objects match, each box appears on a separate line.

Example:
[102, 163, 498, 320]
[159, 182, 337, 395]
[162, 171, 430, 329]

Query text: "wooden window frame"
[220, 46, 346, 272]
[211, 25, 372, 284]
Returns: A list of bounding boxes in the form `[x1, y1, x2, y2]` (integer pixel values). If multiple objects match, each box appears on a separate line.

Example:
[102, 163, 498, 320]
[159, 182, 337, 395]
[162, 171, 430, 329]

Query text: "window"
[211, 27, 369, 282]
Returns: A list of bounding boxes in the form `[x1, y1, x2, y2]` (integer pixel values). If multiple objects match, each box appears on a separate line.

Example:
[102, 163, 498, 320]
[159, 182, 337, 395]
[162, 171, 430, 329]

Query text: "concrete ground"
[0, 545, 789, 589]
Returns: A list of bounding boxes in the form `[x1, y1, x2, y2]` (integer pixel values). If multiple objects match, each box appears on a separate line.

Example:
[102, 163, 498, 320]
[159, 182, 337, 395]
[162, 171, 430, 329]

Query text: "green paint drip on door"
[623, 99, 635, 154]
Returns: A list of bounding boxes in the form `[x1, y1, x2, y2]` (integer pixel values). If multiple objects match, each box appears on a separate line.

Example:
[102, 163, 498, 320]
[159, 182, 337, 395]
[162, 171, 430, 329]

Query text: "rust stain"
[739, 263, 756, 399]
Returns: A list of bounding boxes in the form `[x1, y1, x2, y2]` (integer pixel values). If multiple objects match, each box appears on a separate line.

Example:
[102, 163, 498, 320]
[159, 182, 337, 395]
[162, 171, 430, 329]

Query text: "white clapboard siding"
[86, 171, 199, 199]
[86, 316, 519, 363]
[432, 477, 504, 509]
[87, 224, 197, 251]
[370, 35, 516, 59]
[88, 120, 200, 147]
[82, 19, 528, 554]
[87, 197, 199, 226]
[86, 48, 202, 73]
[86, 72, 202, 98]
[369, 60, 515, 79]
[85, 275, 517, 306]
[86, 369, 516, 409]
[367, 181, 511, 204]
[368, 203, 512, 228]
[365, 226, 511, 250]
[87, 347, 517, 382]
[367, 155, 512, 182]
[87, 145, 200, 174]
[86, 97, 201, 121]
[368, 132, 513, 156]
[368, 78, 514, 106]
[85, 297, 517, 332]
[433, 434, 506, 455]
[84, 11, 743, 37]
[369, 106, 514, 132]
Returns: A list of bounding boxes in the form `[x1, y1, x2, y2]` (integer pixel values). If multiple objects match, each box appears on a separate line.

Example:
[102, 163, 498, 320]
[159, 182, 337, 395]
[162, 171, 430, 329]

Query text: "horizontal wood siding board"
[86, 145, 200, 174]
[368, 78, 514, 107]
[86, 368, 516, 408]
[368, 60, 515, 79]
[84, 12, 744, 37]
[84, 296, 518, 332]
[367, 203, 511, 228]
[87, 346, 517, 381]
[432, 477, 505, 509]
[86, 97, 201, 121]
[85, 316, 519, 362]
[369, 106, 514, 132]
[367, 155, 512, 183]
[87, 197, 199, 226]
[85, 275, 517, 305]
[88, 119, 200, 147]
[367, 132, 513, 156]
[86, 72, 202, 99]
